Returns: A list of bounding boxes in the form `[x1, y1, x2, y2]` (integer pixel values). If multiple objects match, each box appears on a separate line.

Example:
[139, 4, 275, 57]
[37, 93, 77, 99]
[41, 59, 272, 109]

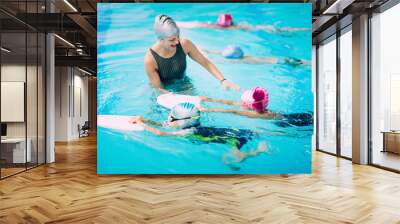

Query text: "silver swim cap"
[168, 102, 200, 129]
[154, 15, 180, 40]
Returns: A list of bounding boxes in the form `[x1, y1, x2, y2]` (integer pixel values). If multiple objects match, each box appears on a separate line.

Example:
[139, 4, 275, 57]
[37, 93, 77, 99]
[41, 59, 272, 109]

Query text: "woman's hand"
[222, 79, 241, 91]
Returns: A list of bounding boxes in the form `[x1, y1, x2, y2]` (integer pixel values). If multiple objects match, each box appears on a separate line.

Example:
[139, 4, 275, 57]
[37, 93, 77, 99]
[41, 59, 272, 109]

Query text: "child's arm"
[130, 117, 194, 136]
[199, 96, 241, 106]
[142, 123, 195, 136]
[242, 56, 279, 64]
[142, 118, 163, 127]
[200, 107, 283, 120]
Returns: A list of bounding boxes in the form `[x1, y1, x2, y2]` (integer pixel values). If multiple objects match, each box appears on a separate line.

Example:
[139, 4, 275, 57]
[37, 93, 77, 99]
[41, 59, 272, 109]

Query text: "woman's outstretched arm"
[181, 38, 240, 91]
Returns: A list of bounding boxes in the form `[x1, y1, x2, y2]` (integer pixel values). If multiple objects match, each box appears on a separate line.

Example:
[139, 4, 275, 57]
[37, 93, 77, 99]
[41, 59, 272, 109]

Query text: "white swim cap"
[168, 102, 200, 129]
[154, 15, 180, 40]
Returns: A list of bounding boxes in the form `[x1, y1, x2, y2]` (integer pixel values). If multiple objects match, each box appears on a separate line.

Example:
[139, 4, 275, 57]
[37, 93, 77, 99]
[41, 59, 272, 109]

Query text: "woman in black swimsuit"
[144, 15, 241, 93]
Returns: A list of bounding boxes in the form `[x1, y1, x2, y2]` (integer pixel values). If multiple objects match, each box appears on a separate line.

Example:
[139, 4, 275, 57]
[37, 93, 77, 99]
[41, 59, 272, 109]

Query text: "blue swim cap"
[168, 102, 200, 129]
[222, 45, 244, 59]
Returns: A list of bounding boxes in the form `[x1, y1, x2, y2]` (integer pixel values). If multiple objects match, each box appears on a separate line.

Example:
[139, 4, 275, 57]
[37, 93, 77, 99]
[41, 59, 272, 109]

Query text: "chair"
[79, 121, 90, 138]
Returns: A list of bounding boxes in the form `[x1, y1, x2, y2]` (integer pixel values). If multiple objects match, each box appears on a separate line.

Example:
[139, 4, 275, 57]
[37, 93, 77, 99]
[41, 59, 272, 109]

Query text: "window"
[339, 28, 352, 158]
[0, 1, 47, 179]
[317, 36, 337, 154]
[371, 3, 400, 171]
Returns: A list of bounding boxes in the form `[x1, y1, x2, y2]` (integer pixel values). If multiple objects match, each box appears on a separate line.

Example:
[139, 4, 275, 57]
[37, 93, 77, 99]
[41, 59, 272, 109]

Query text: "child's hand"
[199, 96, 210, 101]
[129, 116, 144, 124]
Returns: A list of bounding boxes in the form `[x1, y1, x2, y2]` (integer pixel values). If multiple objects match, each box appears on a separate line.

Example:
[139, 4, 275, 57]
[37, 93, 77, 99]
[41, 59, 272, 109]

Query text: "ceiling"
[2, 0, 395, 74]
[0, 0, 97, 73]
[311, 0, 391, 44]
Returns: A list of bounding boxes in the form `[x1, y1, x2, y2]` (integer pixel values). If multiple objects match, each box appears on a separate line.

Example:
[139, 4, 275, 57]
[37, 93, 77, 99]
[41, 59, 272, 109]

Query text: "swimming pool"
[97, 3, 313, 174]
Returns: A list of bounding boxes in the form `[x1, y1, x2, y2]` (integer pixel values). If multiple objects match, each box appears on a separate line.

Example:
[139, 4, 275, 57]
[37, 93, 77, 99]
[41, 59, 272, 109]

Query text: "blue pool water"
[97, 3, 313, 174]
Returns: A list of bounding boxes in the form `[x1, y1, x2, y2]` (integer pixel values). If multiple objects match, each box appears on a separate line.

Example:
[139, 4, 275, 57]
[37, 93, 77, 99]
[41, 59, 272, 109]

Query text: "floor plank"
[1, 135, 400, 224]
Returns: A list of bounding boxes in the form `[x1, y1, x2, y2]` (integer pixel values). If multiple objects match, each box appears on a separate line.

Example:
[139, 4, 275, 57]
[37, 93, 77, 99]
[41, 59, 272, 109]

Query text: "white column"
[46, 33, 55, 163]
[45, 0, 55, 163]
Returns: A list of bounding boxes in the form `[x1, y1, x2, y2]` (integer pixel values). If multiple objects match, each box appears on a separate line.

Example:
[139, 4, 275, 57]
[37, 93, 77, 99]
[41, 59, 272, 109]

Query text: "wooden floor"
[1, 167, 26, 178]
[1, 135, 400, 224]
[1, 163, 44, 178]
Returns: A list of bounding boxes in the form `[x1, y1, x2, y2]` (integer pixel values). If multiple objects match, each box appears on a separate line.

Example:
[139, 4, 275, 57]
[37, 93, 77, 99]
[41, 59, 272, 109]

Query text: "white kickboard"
[98, 115, 144, 131]
[157, 93, 201, 109]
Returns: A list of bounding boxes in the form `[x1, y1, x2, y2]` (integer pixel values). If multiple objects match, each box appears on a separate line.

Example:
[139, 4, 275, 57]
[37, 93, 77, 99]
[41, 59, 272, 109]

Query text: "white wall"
[55, 67, 89, 141]
[1, 65, 26, 139]
[1, 65, 25, 127]
[70, 73, 89, 139]
[1, 65, 41, 138]
[55, 66, 69, 141]
[1, 63, 46, 164]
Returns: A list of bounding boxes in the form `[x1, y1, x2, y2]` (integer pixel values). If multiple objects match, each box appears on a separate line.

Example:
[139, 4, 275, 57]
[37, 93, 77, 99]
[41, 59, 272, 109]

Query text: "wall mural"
[97, 3, 313, 174]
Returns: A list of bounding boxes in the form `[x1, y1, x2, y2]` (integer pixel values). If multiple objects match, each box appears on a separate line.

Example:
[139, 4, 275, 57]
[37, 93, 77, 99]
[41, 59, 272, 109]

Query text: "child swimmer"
[129, 102, 269, 169]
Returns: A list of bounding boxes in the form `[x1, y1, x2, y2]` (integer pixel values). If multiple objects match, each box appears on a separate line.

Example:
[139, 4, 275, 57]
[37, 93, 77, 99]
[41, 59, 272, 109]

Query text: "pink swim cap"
[241, 87, 269, 112]
[217, 14, 233, 27]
